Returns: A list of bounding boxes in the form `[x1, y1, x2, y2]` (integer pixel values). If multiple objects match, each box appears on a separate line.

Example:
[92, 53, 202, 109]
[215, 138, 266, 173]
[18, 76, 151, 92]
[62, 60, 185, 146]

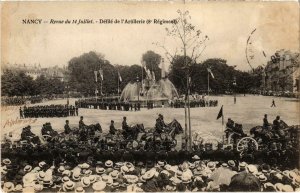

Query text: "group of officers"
[19, 105, 78, 118]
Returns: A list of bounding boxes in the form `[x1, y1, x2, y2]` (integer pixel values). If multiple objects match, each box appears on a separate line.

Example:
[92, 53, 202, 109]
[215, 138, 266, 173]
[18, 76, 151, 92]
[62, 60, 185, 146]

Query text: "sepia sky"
[1, 2, 299, 71]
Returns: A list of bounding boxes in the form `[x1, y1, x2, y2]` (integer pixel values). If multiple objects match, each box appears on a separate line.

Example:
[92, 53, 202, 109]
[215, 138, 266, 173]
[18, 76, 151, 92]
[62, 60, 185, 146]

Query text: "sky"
[1, 2, 299, 71]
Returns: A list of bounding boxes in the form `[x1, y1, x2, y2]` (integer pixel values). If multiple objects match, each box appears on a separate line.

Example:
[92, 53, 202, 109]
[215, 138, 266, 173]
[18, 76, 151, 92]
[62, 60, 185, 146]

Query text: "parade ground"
[1, 95, 299, 140]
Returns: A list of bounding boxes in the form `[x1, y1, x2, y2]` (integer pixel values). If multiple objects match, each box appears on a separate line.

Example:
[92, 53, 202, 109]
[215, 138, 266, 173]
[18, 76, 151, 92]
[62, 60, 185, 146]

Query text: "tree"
[35, 75, 49, 95]
[1, 70, 36, 96]
[68, 51, 118, 96]
[168, 55, 193, 93]
[156, 10, 209, 150]
[142, 51, 162, 80]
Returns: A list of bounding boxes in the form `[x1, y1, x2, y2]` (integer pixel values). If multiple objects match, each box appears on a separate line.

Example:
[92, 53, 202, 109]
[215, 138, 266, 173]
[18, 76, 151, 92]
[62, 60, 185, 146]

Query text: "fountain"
[120, 60, 179, 106]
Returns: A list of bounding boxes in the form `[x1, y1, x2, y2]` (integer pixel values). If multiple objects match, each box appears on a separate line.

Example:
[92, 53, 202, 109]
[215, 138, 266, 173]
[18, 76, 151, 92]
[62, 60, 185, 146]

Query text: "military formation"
[171, 99, 218, 108]
[76, 100, 141, 111]
[19, 105, 78, 118]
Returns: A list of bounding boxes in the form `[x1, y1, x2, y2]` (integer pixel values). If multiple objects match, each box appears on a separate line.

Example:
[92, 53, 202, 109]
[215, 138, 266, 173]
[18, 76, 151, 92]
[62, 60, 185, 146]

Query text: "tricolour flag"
[118, 71, 122, 82]
[216, 105, 223, 120]
[99, 69, 103, 81]
[207, 68, 215, 79]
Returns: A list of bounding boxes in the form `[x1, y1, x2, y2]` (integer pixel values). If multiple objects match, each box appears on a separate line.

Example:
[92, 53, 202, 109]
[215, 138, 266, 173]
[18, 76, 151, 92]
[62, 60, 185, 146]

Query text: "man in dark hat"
[109, 120, 117, 135]
[263, 114, 270, 128]
[64, 120, 72, 134]
[272, 116, 282, 137]
[122, 117, 129, 131]
[155, 114, 166, 134]
[226, 118, 234, 130]
[79, 116, 86, 130]
[122, 116, 131, 139]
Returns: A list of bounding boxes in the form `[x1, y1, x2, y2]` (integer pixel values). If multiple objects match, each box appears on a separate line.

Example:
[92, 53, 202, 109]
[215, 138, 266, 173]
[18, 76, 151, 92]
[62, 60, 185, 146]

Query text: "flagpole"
[222, 106, 224, 143]
[94, 71, 98, 102]
[117, 71, 120, 96]
[207, 71, 210, 97]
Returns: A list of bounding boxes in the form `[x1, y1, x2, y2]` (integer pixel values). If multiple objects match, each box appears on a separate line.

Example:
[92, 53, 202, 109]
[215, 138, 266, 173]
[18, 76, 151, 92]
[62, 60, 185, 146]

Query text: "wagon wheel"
[237, 137, 258, 152]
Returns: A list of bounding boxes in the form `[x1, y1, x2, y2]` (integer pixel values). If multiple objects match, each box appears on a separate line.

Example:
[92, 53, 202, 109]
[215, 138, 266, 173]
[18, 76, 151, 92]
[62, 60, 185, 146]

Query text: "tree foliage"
[142, 50, 162, 80]
[68, 51, 145, 96]
[1, 70, 64, 96]
[169, 57, 260, 94]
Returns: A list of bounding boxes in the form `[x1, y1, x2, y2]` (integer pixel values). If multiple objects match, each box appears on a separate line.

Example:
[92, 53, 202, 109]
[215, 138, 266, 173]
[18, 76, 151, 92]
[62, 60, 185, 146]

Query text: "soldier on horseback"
[64, 120, 71, 134]
[263, 114, 270, 128]
[41, 122, 58, 137]
[122, 117, 129, 131]
[122, 117, 132, 139]
[109, 120, 117, 135]
[225, 118, 246, 144]
[225, 118, 235, 138]
[273, 116, 285, 138]
[79, 116, 86, 130]
[155, 114, 167, 134]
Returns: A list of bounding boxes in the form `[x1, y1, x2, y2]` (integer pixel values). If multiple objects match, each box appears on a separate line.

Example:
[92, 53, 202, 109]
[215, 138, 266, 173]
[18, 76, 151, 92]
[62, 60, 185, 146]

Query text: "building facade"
[1, 63, 67, 81]
[263, 50, 300, 93]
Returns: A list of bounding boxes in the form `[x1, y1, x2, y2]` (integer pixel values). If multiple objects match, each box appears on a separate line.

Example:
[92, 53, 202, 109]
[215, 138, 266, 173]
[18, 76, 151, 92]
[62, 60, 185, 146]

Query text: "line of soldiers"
[171, 99, 218, 108]
[76, 100, 141, 111]
[20, 105, 78, 118]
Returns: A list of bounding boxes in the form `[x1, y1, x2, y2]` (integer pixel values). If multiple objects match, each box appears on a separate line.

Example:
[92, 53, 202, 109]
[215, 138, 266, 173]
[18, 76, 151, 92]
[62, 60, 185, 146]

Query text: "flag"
[99, 69, 103, 81]
[118, 71, 122, 82]
[94, 71, 98, 82]
[152, 71, 156, 81]
[207, 68, 215, 79]
[216, 105, 223, 120]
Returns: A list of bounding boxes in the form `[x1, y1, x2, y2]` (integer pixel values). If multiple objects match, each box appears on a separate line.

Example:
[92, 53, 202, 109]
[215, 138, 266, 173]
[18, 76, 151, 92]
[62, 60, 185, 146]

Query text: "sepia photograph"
[1, 1, 300, 192]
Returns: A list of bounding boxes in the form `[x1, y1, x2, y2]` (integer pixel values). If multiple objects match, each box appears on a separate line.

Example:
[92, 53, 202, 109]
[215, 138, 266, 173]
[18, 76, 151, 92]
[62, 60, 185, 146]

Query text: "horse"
[250, 120, 290, 144]
[167, 119, 184, 138]
[85, 123, 102, 136]
[124, 124, 145, 140]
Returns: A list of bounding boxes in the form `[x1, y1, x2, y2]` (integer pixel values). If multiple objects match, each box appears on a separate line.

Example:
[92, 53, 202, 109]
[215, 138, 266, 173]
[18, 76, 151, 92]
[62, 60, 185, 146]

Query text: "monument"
[120, 59, 179, 106]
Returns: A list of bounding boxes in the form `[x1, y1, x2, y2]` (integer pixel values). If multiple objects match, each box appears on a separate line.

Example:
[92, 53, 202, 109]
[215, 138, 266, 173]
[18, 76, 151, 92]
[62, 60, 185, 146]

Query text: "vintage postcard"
[1, 1, 299, 192]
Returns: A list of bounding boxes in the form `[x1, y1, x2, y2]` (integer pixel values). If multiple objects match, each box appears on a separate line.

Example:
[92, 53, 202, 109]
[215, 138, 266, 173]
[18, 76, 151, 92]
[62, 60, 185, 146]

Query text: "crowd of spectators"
[1, 155, 299, 192]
